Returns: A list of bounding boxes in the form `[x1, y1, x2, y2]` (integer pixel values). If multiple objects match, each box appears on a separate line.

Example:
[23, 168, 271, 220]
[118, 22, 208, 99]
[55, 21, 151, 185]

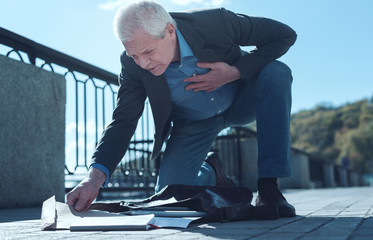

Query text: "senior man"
[67, 0, 297, 218]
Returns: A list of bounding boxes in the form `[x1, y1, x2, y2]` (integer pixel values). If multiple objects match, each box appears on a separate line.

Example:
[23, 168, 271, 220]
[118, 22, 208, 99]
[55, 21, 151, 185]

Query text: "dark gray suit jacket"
[91, 8, 297, 176]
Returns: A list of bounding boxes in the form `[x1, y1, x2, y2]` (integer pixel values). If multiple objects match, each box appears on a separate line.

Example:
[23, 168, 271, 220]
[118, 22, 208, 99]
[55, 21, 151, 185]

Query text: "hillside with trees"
[290, 99, 373, 174]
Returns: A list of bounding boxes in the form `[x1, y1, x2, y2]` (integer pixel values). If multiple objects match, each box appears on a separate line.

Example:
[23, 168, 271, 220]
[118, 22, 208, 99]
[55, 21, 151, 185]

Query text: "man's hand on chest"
[183, 62, 241, 92]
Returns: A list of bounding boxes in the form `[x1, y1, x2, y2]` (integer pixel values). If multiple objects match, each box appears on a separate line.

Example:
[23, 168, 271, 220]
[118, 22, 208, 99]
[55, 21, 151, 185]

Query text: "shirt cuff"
[90, 163, 110, 187]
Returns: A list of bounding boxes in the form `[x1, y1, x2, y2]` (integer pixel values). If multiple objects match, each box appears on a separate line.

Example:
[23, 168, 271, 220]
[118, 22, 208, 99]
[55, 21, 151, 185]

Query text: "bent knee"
[257, 61, 293, 89]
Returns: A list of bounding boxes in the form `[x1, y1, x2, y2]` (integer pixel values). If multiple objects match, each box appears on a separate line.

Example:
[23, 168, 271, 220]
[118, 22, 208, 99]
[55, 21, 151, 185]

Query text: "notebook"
[70, 214, 155, 231]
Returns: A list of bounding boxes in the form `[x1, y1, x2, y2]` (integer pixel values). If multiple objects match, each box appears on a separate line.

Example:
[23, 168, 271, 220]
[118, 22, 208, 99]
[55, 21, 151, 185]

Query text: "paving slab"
[1, 186, 372, 240]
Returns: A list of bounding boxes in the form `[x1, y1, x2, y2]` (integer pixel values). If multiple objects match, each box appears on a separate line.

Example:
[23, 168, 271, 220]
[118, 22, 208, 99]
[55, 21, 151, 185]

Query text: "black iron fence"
[214, 126, 365, 189]
[0, 27, 156, 196]
[1, 27, 363, 198]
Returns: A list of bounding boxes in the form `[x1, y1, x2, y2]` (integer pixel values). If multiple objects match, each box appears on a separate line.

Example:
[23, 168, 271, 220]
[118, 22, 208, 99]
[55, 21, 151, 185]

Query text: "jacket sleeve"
[90, 53, 147, 176]
[221, 8, 297, 82]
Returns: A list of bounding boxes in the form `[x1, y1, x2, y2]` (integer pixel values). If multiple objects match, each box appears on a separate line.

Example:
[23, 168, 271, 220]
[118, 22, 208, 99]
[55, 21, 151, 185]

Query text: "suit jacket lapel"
[175, 20, 220, 62]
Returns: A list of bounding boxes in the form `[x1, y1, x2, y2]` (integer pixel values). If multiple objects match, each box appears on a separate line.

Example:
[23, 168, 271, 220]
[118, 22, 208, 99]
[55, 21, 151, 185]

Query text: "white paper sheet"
[70, 214, 155, 231]
[125, 209, 208, 217]
[152, 217, 198, 228]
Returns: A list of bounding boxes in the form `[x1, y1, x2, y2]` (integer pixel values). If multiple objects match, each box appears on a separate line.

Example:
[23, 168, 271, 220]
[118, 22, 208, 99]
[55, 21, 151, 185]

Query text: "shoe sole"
[278, 206, 296, 217]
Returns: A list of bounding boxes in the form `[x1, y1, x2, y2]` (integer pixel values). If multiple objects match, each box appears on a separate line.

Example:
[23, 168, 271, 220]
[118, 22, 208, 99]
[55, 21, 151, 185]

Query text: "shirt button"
[179, 64, 182, 68]
[218, 110, 222, 113]
[192, 73, 196, 77]
[211, 97, 214, 101]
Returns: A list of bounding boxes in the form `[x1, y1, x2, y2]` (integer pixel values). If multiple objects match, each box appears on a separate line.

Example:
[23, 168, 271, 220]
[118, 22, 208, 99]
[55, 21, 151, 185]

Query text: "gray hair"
[113, 0, 177, 43]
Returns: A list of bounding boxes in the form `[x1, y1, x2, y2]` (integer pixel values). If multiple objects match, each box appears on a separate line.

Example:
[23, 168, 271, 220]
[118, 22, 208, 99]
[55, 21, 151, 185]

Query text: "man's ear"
[166, 23, 176, 37]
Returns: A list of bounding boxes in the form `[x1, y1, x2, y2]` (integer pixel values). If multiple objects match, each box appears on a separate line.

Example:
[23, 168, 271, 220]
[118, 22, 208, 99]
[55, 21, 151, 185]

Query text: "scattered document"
[70, 214, 155, 231]
[124, 209, 208, 217]
[41, 196, 199, 231]
[153, 217, 198, 228]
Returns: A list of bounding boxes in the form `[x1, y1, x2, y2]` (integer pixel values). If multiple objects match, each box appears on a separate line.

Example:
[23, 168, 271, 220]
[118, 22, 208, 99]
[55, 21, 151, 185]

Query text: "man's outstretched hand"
[184, 62, 241, 92]
[66, 168, 106, 211]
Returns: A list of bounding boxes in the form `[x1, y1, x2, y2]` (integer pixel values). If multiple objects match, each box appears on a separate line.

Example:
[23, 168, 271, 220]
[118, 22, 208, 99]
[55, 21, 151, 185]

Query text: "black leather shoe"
[256, 186, 296, 218]
[205, 152, 235, 187]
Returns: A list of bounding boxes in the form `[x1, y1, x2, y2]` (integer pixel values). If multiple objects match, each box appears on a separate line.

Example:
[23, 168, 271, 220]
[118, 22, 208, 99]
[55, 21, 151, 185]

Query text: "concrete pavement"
[1, 187, 372, 240]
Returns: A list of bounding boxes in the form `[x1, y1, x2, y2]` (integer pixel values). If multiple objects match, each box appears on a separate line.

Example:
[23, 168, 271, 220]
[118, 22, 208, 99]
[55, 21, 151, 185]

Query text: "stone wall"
[0, 55, 65, 208]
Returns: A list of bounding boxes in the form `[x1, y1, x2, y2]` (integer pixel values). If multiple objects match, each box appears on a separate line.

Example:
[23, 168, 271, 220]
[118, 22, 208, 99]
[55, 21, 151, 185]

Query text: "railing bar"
[146, 102, 150, 174]
[74, 78, 79, 171]
[141, 111, 145, 172]
[95, 85, 99, 146]
[5, 49, 25, 62]
[102, 88, 106, 132]
[40, 61, 55, 72]
[146, 102, 150, 155]
[84, 81, 88, 168]
[112, 86, 116, 111]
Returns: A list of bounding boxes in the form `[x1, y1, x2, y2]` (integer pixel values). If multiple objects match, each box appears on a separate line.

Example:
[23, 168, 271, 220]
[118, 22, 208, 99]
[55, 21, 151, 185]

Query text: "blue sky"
[1, 0, 372, 113]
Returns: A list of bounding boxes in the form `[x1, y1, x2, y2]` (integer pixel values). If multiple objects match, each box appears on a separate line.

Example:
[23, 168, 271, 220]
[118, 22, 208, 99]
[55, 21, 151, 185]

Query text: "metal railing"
[215, 127, 364, 188]
[0, 27, 156, 196]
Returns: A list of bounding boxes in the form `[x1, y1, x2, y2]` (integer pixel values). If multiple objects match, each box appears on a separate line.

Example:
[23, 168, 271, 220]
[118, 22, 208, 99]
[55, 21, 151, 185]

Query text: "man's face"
[124, 23, 179, 76]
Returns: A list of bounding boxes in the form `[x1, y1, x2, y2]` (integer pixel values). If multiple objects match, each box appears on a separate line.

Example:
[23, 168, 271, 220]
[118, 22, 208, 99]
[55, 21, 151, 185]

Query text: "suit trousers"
[155, 60, 293, 193]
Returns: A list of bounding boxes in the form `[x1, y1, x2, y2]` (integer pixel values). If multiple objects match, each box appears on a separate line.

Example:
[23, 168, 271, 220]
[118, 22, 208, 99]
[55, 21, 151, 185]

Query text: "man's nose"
[138, 57, 150, 69]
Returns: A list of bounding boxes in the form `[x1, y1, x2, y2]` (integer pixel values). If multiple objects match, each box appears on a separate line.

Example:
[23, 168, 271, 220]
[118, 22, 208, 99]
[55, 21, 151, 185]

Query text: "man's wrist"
[88, 167, 107, 188]
[228, 65, 241, 82]
[90, 163, 110, 187]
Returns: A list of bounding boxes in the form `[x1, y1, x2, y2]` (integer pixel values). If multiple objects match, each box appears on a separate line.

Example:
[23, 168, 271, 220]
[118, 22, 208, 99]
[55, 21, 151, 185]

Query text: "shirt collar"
[176, 29, 194, 64]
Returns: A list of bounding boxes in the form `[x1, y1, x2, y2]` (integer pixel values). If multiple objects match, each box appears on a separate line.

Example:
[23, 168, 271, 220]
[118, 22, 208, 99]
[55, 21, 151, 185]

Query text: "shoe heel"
[249, 206, 279, 220]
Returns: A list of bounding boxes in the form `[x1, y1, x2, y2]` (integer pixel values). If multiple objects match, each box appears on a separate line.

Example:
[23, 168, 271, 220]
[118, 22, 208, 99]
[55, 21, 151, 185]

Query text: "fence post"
[349, 171, 360, 186]
[238, 138, 258, 191]
[279, 152, 311, 189]
[339, 168, 349, 187]
[323, 163, 336, 187]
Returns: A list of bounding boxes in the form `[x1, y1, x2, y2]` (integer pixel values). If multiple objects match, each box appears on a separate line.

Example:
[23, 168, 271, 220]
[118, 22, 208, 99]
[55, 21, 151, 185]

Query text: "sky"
[1, 0, 373, 171]
[1, 0, 372, 113]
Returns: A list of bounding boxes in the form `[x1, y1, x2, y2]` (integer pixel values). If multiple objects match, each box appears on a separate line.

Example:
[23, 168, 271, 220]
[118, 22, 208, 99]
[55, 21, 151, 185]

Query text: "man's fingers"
[74, 193, 91, 211]
[206, 87, 217, 93]
[185, 82, 197, 91]
[196, 62, 214, 69]
[192, 85, 211, 92]
[65, 170, 104, 212]
[186, 82, 210, 91]
[183, 75, 202, 83]
[66, 187, 83, 207]
[66, 192, 78, 207]
[185, 83, 194, 91]
[194, 87, 214, 92]
[68, 185, 95, 212]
